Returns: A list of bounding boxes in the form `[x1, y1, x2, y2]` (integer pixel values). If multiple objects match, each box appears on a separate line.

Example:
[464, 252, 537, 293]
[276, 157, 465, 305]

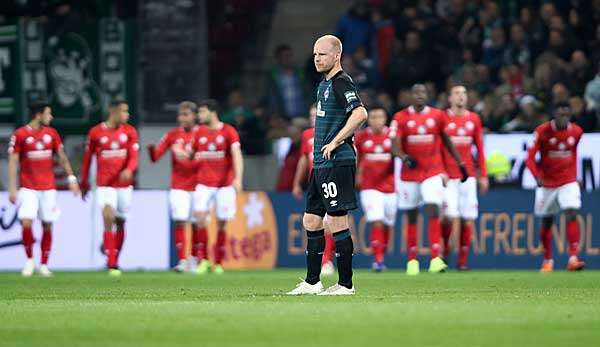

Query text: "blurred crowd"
[222, 0, 600, 166]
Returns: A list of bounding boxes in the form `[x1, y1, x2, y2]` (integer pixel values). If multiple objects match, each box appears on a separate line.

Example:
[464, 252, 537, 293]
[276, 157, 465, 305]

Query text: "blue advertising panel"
[270, 190, 600, 269]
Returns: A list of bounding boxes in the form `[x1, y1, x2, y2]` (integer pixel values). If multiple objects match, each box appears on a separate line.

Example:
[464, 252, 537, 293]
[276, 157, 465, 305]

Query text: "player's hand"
[80, 182, 89, 201]
[8, 188, 17, 205]
[119, 169, 133, 183]
[402, 155, 417, 169]
[459, 163, 469, 183]
[321, 141, 341, 160]
[171, 143, 190, 158]
[441, 173, 449, 187]
[535, 177, 544, 188]
[146, 144, 156, 161]
[233, 177, 243, 193]
[478, 176, 489, 194]
[292, 184, 303, 200]
[68, 181, 81, 196]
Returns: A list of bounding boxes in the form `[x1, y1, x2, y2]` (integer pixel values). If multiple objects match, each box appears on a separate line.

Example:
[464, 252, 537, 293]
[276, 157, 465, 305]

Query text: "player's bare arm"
[231, 143, 244, 192]
[391, 134, 417, 168]
[57, 147, 80, 195]
[321, 106, 367, 160]
[8, 152, 19, 204]
[292, 155, 308, 200]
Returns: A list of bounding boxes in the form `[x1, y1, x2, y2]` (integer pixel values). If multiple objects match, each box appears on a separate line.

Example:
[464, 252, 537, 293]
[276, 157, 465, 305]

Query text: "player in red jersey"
[441, 85, 488, 270]
[147, 101, 198, 272]
[390, 84, 467, 275]
[355, 106, 396, 272]
[80, 100, 139, 276]
[292, 105, 336, 276]
[8, 102, 80, 277]
[525, 101, 585, 272]
[191, 99, 244, 275]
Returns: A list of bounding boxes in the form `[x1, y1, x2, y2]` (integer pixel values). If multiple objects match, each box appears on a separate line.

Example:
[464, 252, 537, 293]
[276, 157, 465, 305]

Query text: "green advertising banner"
[0, 18, 136, 134]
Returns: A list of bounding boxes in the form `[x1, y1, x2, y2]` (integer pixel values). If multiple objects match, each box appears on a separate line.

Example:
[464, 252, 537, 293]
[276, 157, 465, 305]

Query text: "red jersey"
[355, 127, 394, 193]
[442, 110, 487, 179]
[8, 125, 62, 190]
[81, 122, 139, 188]
[526, 121, 582, 188]
[192, 122, 240, 187]
[300, 128, 315, 173]
[149, 126, 197, 191]
[390, 106, 447, 182]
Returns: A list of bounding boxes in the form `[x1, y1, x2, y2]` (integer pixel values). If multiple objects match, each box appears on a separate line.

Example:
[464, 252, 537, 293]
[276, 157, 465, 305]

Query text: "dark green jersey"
[313, 70, 364, 169]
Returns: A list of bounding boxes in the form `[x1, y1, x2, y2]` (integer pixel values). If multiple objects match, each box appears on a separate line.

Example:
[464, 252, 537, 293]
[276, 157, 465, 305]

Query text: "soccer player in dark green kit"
[287, 35, 368, 295]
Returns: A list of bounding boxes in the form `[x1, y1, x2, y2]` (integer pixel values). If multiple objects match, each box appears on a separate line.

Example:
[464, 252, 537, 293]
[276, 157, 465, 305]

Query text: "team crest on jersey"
[558, 142, 566, 150]
[216, 135, 225, 144]
[35, 141, 44, 150]
[208, 143, 216, 151]
[184, 143, 192, 152]
[26, 136, 34, 144]
[447, 122, 456, 130]
[407, 120, 416, 128]
[383, 138, 391, 148]
[364, 140, 373, 148]
[175, 138, 184, 144]
[425, 118, 436, 128]
[43, 134, 52, 144]
[549, 137, 557, 145]
[465, 121, 475, 131]
[323, 87, 330, 100]
[417, 126, 426, 134]
[111, 141, 119, 149]
[119, 133, 128, 143]
[100, 136, 109, 144]
[457, 127, 466, 136]
[567, 136, 575, 146]
[198, 137, 207, 144]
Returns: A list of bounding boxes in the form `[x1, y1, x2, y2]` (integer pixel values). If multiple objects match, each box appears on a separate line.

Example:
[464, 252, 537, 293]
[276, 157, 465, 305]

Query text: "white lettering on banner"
[0, 191, 169, 270]
[483, 134, 600, 191]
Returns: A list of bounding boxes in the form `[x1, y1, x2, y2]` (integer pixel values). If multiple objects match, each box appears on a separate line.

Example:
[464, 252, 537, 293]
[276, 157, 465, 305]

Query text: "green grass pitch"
[1, 270, 599, 347]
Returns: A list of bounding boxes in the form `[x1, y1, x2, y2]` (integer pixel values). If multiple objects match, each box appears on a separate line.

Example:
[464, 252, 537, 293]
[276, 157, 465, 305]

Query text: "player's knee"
[115, 218, 125, 228]
[102, 206, 115, 220]
[425, 204, 440, 218]
[460, 218, 475, 227]
[564, 209, 579, 222]
[217, 220, 227, 230]
[195, 212, 208, 227]
[20, 219, 33, 229]
[542, 216, 554, 229]
[372, 220, 384, 228]
[303, 213, 323, 231]
[407, 209, 418, 224]
[41, 222, 52, 231]
[174, 221, 186, 229]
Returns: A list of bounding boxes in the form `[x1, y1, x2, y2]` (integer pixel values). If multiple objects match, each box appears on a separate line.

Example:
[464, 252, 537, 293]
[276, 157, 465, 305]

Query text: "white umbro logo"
[330, 200, 338, 207]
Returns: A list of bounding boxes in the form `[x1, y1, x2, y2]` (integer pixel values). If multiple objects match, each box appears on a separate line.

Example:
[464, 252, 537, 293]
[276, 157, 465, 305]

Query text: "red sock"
[115, 228, 125, 264]
[22, 226, 34, 259]
[214, 230, 227, 265]
[458, 223, 472, 267]
[174, 225, 186, 261]
[322, 232, 335, 265]
[194, 227, 208, 260]
[567, 220, 580, 257]
[103, 231, 117, 268]
[370, 224, 385, 263]
[41, 226, 52, 265]
[540, 225, 553, 260]
[442, 220, 452, 259]
[383, 225, 390, 250]
[428, 217, 441, 258]
[407, 223, 417, 261]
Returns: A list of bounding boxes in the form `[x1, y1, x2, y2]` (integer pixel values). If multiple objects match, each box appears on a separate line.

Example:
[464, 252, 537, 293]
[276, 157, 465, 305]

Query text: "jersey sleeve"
[389, 113, 402, 139]
[51, 129, 63, 152]
[150, 131, 172, 162]
[525, 127, 542, 178]
[473, 115, 487, 177]
[332, 75, 363, 116]
[227, 126, 241, 150]
[7, 130, 22, 155]
[125, 127, 139, 172]
[300, 131, 309, 156]
[80, 128, 97, 186]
